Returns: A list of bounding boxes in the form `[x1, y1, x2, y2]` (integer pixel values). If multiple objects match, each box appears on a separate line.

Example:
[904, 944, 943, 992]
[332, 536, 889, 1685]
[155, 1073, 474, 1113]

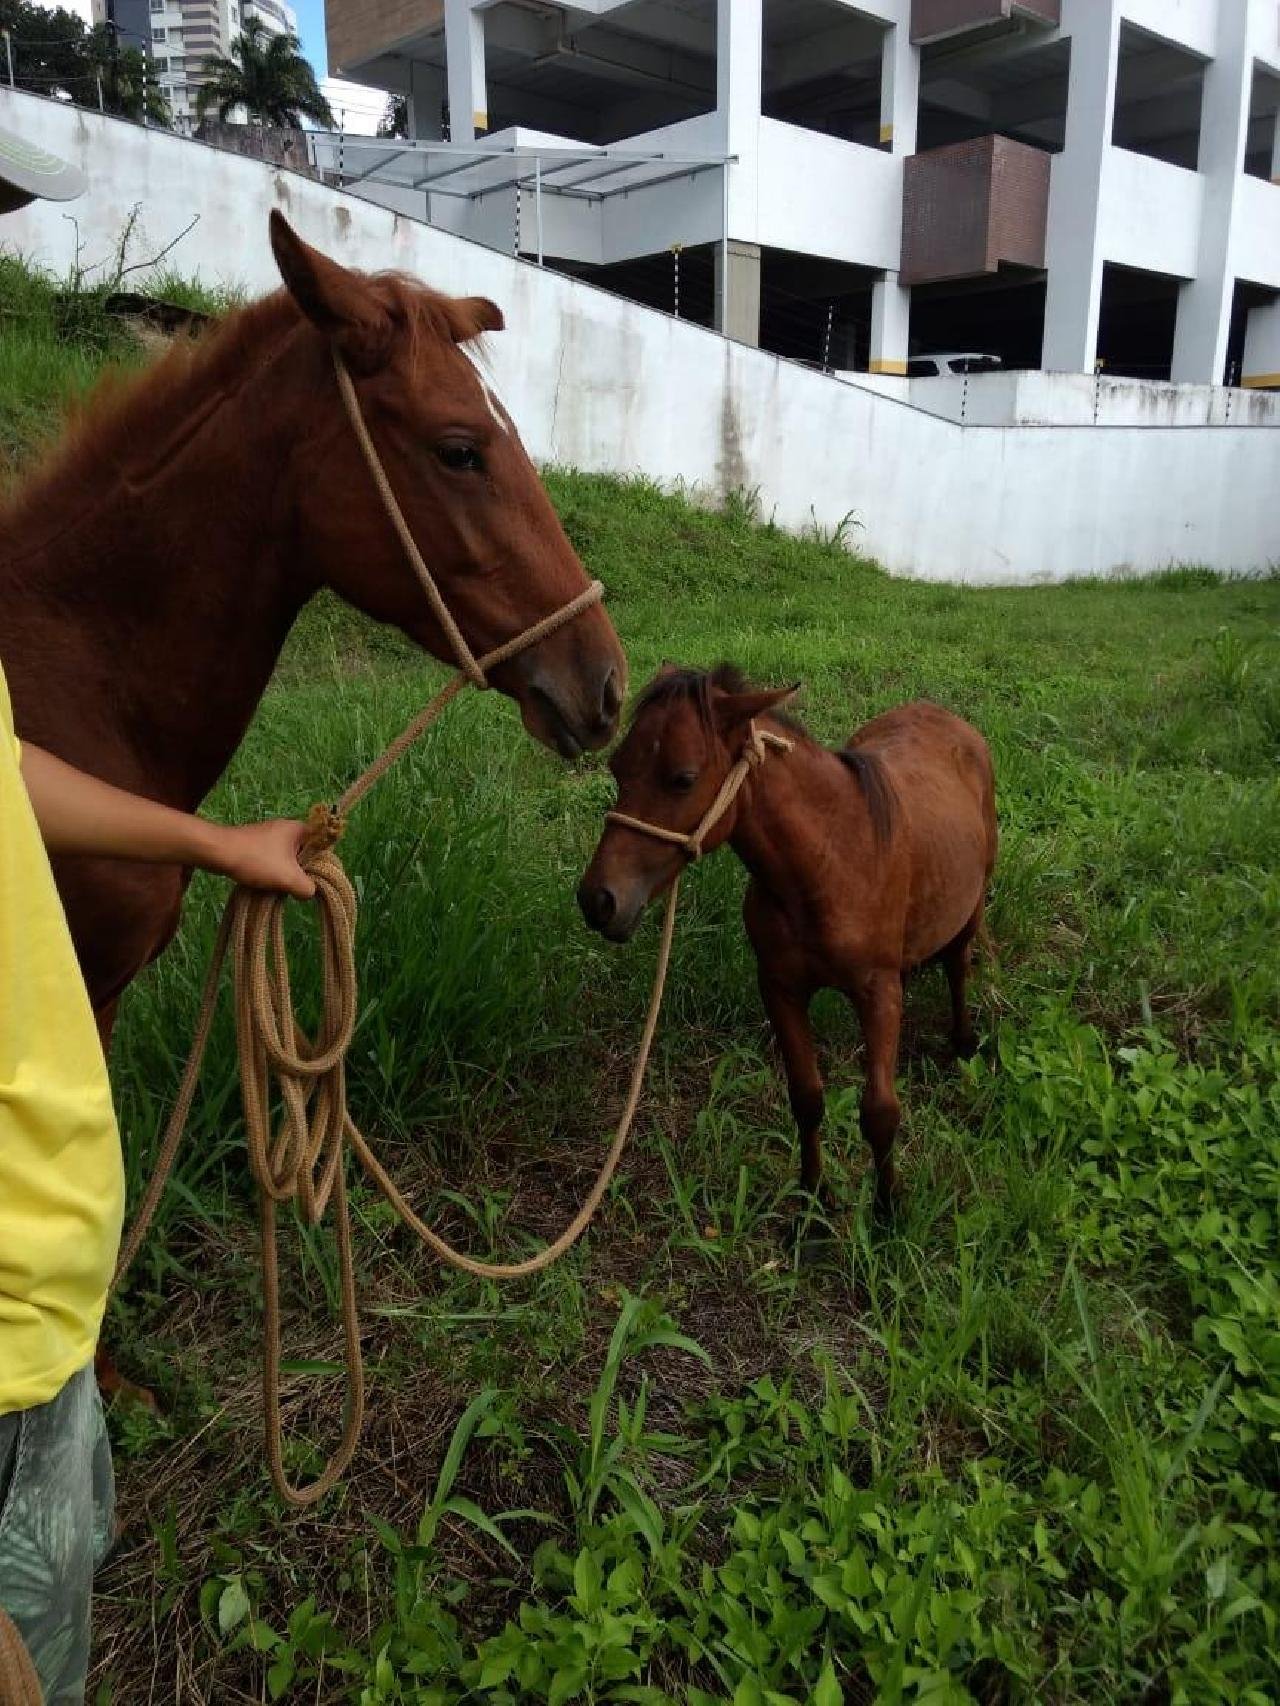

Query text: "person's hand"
[210, 820, 316, 898]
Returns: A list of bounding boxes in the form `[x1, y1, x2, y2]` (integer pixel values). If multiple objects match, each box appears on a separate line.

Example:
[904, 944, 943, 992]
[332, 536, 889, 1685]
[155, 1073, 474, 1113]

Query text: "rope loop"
[301, 801, 347, 863]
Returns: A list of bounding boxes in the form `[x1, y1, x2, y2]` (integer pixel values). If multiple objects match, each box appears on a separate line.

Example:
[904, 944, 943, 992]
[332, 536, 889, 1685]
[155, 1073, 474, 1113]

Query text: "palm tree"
[195, 18, 334, 129]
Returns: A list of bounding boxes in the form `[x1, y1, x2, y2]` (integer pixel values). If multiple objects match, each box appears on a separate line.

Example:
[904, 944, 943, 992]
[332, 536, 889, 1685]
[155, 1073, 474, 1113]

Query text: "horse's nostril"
[577, 882, 616, 929]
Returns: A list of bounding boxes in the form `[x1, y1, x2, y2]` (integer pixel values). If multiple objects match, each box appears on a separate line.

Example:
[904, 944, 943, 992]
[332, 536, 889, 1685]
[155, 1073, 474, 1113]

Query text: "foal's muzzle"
[577, 878, 642, 943]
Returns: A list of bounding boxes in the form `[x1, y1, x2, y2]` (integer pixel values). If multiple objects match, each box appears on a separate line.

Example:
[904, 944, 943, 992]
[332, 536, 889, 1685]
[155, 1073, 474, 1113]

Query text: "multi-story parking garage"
[319, 0, 1280, 387]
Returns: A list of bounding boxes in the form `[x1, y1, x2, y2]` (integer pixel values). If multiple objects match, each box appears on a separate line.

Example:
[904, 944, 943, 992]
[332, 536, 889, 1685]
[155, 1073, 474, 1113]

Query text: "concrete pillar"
[1042, 0, 1121, 373]
[444, 0, 486, 143]
[407, 61, 445, 142]
[874, 20, 919, 371]
[1272, 105, 1280, 183]
[1170, 2, 1252, 384]
[715, 0, 761, 344]
[714, 240, 762, 346]
[879, 19, 919, 155]
[1242, 296, 1280, 389]
[870, 271, 911, 374]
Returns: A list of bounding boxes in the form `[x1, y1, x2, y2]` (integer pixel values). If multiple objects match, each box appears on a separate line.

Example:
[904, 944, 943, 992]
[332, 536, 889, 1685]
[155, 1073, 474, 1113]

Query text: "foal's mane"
[634, 663, 896, 843]
[0, 270, 473, 531]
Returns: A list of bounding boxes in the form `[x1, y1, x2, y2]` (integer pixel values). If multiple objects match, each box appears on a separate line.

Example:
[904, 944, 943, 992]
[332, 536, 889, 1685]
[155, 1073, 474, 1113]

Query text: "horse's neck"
[730, 735, 865, 907]
[0, 324, 311, 808]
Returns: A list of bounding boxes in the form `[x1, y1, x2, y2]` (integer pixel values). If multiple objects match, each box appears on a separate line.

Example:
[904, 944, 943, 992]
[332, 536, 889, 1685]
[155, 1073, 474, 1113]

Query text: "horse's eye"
[669, 770, 697, 794]
[437, 442, 483, 473]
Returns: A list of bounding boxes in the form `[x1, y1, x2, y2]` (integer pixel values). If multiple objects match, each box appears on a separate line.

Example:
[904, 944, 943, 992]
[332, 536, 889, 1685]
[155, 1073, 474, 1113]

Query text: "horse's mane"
[835, 746, 897, 845]
[0, 270, 471, 529]
[633, 663, 896, 843]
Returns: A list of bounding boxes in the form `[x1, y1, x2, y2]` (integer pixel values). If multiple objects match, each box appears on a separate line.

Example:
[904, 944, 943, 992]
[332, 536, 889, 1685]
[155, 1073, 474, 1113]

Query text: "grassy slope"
[2, 263, 1278, 1704]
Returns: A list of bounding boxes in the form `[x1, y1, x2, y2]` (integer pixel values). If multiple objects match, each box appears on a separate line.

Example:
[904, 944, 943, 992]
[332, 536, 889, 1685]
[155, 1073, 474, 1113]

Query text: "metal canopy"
[321, 136, 733, 204]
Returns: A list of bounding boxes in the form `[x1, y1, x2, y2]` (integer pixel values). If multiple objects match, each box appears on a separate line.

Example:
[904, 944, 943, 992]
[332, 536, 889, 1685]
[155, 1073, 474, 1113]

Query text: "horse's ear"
[269, 210, 392, 373]
[713, 683, 800, 738]
[440, 295, 504, 342]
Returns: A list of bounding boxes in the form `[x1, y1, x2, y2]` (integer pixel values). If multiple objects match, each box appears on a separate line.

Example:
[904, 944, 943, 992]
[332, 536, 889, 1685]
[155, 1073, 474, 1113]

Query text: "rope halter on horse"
[331, 352, 605, 694]
[606, 722, 794, 860]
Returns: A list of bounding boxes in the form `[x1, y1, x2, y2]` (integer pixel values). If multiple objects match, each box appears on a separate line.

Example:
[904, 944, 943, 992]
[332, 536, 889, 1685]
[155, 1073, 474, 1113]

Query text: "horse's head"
[578, 664, 796, 941]
[269, 212, 625, 757]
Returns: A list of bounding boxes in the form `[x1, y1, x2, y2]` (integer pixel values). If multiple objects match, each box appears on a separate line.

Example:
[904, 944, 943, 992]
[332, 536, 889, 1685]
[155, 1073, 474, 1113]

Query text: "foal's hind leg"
[941, 902, 983, 1060]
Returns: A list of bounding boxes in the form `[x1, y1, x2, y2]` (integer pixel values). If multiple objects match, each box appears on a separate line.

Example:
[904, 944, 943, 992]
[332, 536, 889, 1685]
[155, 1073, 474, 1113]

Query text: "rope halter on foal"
[606, 722, 793, 860]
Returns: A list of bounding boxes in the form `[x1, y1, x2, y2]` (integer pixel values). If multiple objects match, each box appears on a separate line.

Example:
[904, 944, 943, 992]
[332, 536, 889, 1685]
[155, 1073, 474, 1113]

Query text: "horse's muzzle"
[522, 659, 623, 758]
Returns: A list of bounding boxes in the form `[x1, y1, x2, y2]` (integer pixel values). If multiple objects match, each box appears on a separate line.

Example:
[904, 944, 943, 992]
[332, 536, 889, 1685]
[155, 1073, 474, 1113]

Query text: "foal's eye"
[437, 442, 484, 473]
[669, 770, 698, 794]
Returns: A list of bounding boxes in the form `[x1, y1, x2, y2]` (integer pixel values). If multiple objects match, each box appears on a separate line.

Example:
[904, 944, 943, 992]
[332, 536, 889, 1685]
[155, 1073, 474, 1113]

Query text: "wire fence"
[545, 240, 870, 373]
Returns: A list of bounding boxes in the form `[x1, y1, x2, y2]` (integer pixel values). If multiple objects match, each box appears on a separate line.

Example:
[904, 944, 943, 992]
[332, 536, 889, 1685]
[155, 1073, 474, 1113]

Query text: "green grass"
[2, 257, 1278, 1704]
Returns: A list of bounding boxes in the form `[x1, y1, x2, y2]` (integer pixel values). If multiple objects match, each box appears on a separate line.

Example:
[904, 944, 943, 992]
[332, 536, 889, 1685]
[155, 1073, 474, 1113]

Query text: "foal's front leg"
[758, 972, 825, 1195]
[850, 969, 904, 1214]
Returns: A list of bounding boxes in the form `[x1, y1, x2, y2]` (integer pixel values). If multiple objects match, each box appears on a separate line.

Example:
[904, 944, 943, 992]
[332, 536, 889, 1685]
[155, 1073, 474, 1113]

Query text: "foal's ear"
[269, 211, 392, 374]
[713, 683, 801, 738]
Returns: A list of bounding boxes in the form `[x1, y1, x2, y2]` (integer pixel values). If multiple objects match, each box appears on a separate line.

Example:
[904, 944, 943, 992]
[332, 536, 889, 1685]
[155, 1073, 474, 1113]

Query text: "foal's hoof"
[787, 1192, 838, 1262]
[794, 1227, 839, 1267]
[872, 1177, 903, 1223]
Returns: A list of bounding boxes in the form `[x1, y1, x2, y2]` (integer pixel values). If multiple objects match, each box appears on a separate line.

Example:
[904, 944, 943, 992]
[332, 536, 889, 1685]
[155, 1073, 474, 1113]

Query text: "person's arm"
[19, 742, 316, 899]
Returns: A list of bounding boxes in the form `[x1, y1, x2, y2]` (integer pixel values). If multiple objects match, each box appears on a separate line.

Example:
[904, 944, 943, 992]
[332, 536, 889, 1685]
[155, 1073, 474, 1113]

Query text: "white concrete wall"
[900, 368, 1280, 425]
[2, 90, 1278, 584]
[1118, 0, 1218, 58]
[1233, 174, 1280, 287]
[1098, 147, 1203, 278]
[754, 118, 900, 269]
[597, 114, 725, 264]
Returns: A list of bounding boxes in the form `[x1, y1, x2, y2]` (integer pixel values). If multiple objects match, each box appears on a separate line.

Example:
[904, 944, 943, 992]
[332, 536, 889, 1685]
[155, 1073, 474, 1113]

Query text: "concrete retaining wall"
[1, 88, 1277, 584]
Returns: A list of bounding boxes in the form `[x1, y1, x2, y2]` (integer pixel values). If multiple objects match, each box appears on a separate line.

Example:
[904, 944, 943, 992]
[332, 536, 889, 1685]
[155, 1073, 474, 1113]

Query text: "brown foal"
[578, 666, 998, 1211]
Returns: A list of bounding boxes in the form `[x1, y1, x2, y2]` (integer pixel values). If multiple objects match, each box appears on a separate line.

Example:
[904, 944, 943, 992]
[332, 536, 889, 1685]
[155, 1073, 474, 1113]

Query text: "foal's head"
[579, 664, 796, 942]
[269, 213, 625, 756]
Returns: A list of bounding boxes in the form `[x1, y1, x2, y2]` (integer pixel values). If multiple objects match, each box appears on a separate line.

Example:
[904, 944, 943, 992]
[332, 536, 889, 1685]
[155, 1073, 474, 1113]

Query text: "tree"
[0, 0, 93, 102]
[86, 26, 171, 126]
[377, 94, 407, 139]
[194, 18, 334, 129]
[0, 0, 168, 124]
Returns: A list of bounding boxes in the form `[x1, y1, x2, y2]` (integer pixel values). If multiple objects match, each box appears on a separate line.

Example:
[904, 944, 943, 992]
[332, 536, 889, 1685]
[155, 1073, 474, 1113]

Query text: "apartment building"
[320, 0, 1280, 386]
[97, 0, 300, 126]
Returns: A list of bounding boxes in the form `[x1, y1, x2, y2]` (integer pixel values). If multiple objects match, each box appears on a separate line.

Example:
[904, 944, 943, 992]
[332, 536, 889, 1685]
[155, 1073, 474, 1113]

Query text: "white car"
[906, 352, 1004, 378]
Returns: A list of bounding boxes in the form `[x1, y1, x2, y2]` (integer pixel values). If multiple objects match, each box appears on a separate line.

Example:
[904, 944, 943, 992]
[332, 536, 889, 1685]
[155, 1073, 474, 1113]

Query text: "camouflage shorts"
[0, 1363, 115, 1706]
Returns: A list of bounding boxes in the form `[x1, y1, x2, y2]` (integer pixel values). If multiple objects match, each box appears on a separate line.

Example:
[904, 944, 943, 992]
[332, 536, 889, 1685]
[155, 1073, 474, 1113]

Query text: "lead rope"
[104, 354, 787, 1518]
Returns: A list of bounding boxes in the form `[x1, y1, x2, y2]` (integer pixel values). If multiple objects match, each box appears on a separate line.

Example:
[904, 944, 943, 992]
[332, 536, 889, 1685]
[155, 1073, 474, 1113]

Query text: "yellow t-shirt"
[0, 660, 123, 1414]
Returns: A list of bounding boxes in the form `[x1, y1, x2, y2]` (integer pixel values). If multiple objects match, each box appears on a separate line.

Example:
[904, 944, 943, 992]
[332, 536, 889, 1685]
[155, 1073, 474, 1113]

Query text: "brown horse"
[578, 666, 997, 1211]
[0, 211, 625, 1026]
